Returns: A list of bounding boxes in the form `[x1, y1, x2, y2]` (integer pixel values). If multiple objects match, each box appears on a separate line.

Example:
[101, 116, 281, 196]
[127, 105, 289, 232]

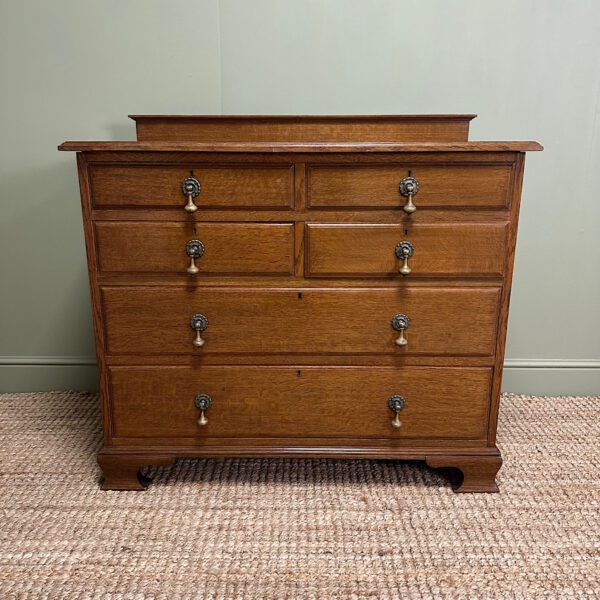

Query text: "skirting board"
[0, 358, 99, 394]
[0, 357, 599, 396]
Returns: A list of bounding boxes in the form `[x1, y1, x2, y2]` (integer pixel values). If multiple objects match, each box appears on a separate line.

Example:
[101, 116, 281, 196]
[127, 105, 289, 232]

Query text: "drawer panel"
[95, 221, 294, 275]
[90, 164, 294, 209]
[102, 287, 500, 356]
[109, 366, 491, 440]
[306, 223, 508, 277]
[307, 164, 512, 209]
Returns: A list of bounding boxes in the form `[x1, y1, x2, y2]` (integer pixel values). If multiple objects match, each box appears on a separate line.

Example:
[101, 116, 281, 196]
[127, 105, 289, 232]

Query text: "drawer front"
[307, 164, 512, 209]
[95, 222, 294, 275]
[102, 287, 500, 356]
[90, 164, 294, 209]
[109, 366, 491, 440]
[306, 223, 508, 277]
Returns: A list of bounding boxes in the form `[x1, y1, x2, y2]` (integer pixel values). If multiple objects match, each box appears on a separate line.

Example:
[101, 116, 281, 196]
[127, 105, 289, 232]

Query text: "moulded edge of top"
[57, 140, 543, 152]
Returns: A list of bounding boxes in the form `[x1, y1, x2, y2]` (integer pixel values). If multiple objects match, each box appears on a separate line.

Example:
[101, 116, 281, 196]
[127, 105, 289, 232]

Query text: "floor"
[0, 391, 598, 599]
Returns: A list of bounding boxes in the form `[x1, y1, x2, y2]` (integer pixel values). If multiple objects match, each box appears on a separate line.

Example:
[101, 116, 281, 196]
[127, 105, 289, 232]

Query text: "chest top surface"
[59, 114, 542, 152]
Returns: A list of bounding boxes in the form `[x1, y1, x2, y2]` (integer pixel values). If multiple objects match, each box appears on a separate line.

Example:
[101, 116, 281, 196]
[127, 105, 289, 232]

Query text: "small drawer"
[90, 164, 294, 209]
[307, 164, 512, 209]
[306, 223, 508, 277]
[102, 286, 500, 356]
[94, 221, 294, 275]
[108, 366, 491, 441]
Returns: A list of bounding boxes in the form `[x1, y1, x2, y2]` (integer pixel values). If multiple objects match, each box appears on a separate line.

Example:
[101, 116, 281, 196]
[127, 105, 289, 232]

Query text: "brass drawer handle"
[186, 239, 204, 275]
[182, 176, 200, 213]
[388, 395, 405, 429]
[391, 313, 410, 347]
[190, 313, 208, 348]
[395, 241, 414, 275]
[194, 393, 212, 426]
[399, 175, 419, 214]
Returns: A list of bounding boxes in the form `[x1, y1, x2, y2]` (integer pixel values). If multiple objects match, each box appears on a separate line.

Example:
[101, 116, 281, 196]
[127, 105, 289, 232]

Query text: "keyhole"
[297, 370, 302, 377]
[404, 228, 409, 235]
[298, 292, 302, 300]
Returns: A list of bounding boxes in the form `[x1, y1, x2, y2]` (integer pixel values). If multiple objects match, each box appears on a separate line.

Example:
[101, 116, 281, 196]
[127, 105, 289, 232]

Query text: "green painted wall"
[1, 0, 599, 394]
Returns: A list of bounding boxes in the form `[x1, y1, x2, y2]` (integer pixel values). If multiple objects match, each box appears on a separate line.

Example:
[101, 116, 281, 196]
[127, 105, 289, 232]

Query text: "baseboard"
[1, 357, 599, 395]
[0, 357, 99, 392]
[0, 356, 97, 366]
[501, 359, 600, 396]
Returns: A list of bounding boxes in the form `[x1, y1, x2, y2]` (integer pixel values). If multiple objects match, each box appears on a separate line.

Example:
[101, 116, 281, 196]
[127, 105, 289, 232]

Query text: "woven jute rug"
[0, 391, 598, 599]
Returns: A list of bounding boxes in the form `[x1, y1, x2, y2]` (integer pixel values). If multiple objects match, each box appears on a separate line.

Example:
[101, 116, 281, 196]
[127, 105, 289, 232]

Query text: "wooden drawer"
[102, 287, 500, 356]
[94, 221, 294, 275]
[90, 164, 294, 209]
[306, 223, 508, 277]
[307, 164, 512, 209]
[109, 366, 491, 440]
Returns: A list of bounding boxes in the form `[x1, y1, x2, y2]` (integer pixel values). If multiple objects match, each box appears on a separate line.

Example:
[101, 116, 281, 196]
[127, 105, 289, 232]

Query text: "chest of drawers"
[60, 115, 541, 492]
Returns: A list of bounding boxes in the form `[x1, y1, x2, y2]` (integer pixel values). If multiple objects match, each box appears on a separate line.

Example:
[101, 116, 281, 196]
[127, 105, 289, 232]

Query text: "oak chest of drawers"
[60, 115, 542, 492]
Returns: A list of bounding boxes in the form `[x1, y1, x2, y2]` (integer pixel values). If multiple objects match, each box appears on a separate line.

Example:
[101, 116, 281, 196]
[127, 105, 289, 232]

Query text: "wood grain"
[108, 365, 491, 440]
[130, 114, 474, 143]
[101, 286, 501, 356]
[94, 221, 294, 275]
[487, 154, 526, 444]
[59, 141, 543, 152]
[81, 150, 523, 166]
[90, 164, 294, 209]
[60, 114, 541, 492]
[306, 223, 508, 277]
[426, 454, 503, 493]
[307, 163, 513, 209]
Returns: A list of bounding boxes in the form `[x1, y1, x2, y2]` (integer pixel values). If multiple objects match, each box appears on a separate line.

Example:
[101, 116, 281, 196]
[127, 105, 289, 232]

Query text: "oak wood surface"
[108, 365, 491, 441]
[91, 208, 511, 224]
[426, 454, 503, 493]
[81, 150, 523, 165]
[101, 286, 500, 356]
[100, 444, 501, 457]
[94, 221, 294, 275]
[97, 452, 173, 491]
[96, 276, 505, 288]
[96, 446, 501, 490]
[76, 154, 113, 445]
[59, 141, 543, 152]
[104, 354, 496, 367]
[307, 163, 512, 209]
[306, 223, 508, 277]
[131, 114, 474, 143]
[487, 153, 526, 445]
[62, 115, 541, 492]
[90, 164, 294, 209]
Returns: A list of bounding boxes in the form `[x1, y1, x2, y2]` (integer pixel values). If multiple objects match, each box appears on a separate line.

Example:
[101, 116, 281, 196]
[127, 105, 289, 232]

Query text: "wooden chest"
[59, 115, 541, 492]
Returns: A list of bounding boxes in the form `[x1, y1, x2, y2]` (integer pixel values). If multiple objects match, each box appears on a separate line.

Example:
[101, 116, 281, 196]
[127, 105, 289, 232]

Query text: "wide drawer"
[94, 221, 294, 275]
[102, 287, 500, 356]
[109, 366, 491, 440]
[306, 223, 508, 277]
[90, 164, 294, 209]
[307, 164, 512, 209]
